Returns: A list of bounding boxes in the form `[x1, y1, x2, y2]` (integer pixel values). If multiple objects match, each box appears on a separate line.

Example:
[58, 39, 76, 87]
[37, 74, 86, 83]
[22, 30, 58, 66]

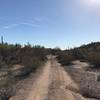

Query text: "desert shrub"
[0, 43, 47, 70]
[21, 56, 42, 71]
[50, 47, 61, 55]
[57, 52, 75, 66]
[86, 52, 100, 67]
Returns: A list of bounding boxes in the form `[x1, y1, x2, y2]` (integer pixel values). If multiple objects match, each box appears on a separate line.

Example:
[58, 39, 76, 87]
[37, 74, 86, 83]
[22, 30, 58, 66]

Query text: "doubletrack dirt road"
[10, 56, 97, 100]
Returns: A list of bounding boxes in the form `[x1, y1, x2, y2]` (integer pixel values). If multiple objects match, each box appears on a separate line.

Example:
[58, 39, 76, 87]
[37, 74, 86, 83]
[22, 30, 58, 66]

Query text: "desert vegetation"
[0, 43, 48, 70]
[56, 42, 100, 68]
[56, 52, 75, 66]
[0, 43, 49, 99]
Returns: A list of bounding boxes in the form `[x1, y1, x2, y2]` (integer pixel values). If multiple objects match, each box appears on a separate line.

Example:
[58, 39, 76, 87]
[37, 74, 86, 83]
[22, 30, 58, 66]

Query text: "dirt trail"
[47, 57, 87, 100]
[10, 59, 51, 100]
[27, 60, 51, 100]
[10, 56, 97, 100]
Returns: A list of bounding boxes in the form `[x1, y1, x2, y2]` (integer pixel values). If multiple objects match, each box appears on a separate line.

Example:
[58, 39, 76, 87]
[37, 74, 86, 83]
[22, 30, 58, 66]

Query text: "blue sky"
[0, 0, 100, 49]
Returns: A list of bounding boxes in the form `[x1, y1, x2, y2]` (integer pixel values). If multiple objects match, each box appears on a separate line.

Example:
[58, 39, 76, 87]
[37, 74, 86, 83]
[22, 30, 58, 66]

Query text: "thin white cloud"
[3, 23, 40, 29]
[34, 17, 52, 23]
[34, 17, 42, 22]
[3, 24, 19, 29]
[1, 16, 52, 29]
[21, 23, 40, 27]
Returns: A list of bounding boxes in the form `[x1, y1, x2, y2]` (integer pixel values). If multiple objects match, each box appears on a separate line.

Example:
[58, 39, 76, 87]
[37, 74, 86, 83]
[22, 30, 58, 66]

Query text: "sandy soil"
[27, 60, 51, 100]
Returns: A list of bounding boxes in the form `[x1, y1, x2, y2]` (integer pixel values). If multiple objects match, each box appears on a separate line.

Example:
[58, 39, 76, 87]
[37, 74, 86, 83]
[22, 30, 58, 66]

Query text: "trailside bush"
[0, 43, 48, 71]
[86, 52, 100, 67]
[21, 56, 42, 71]
[57, 52, 75, 66]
